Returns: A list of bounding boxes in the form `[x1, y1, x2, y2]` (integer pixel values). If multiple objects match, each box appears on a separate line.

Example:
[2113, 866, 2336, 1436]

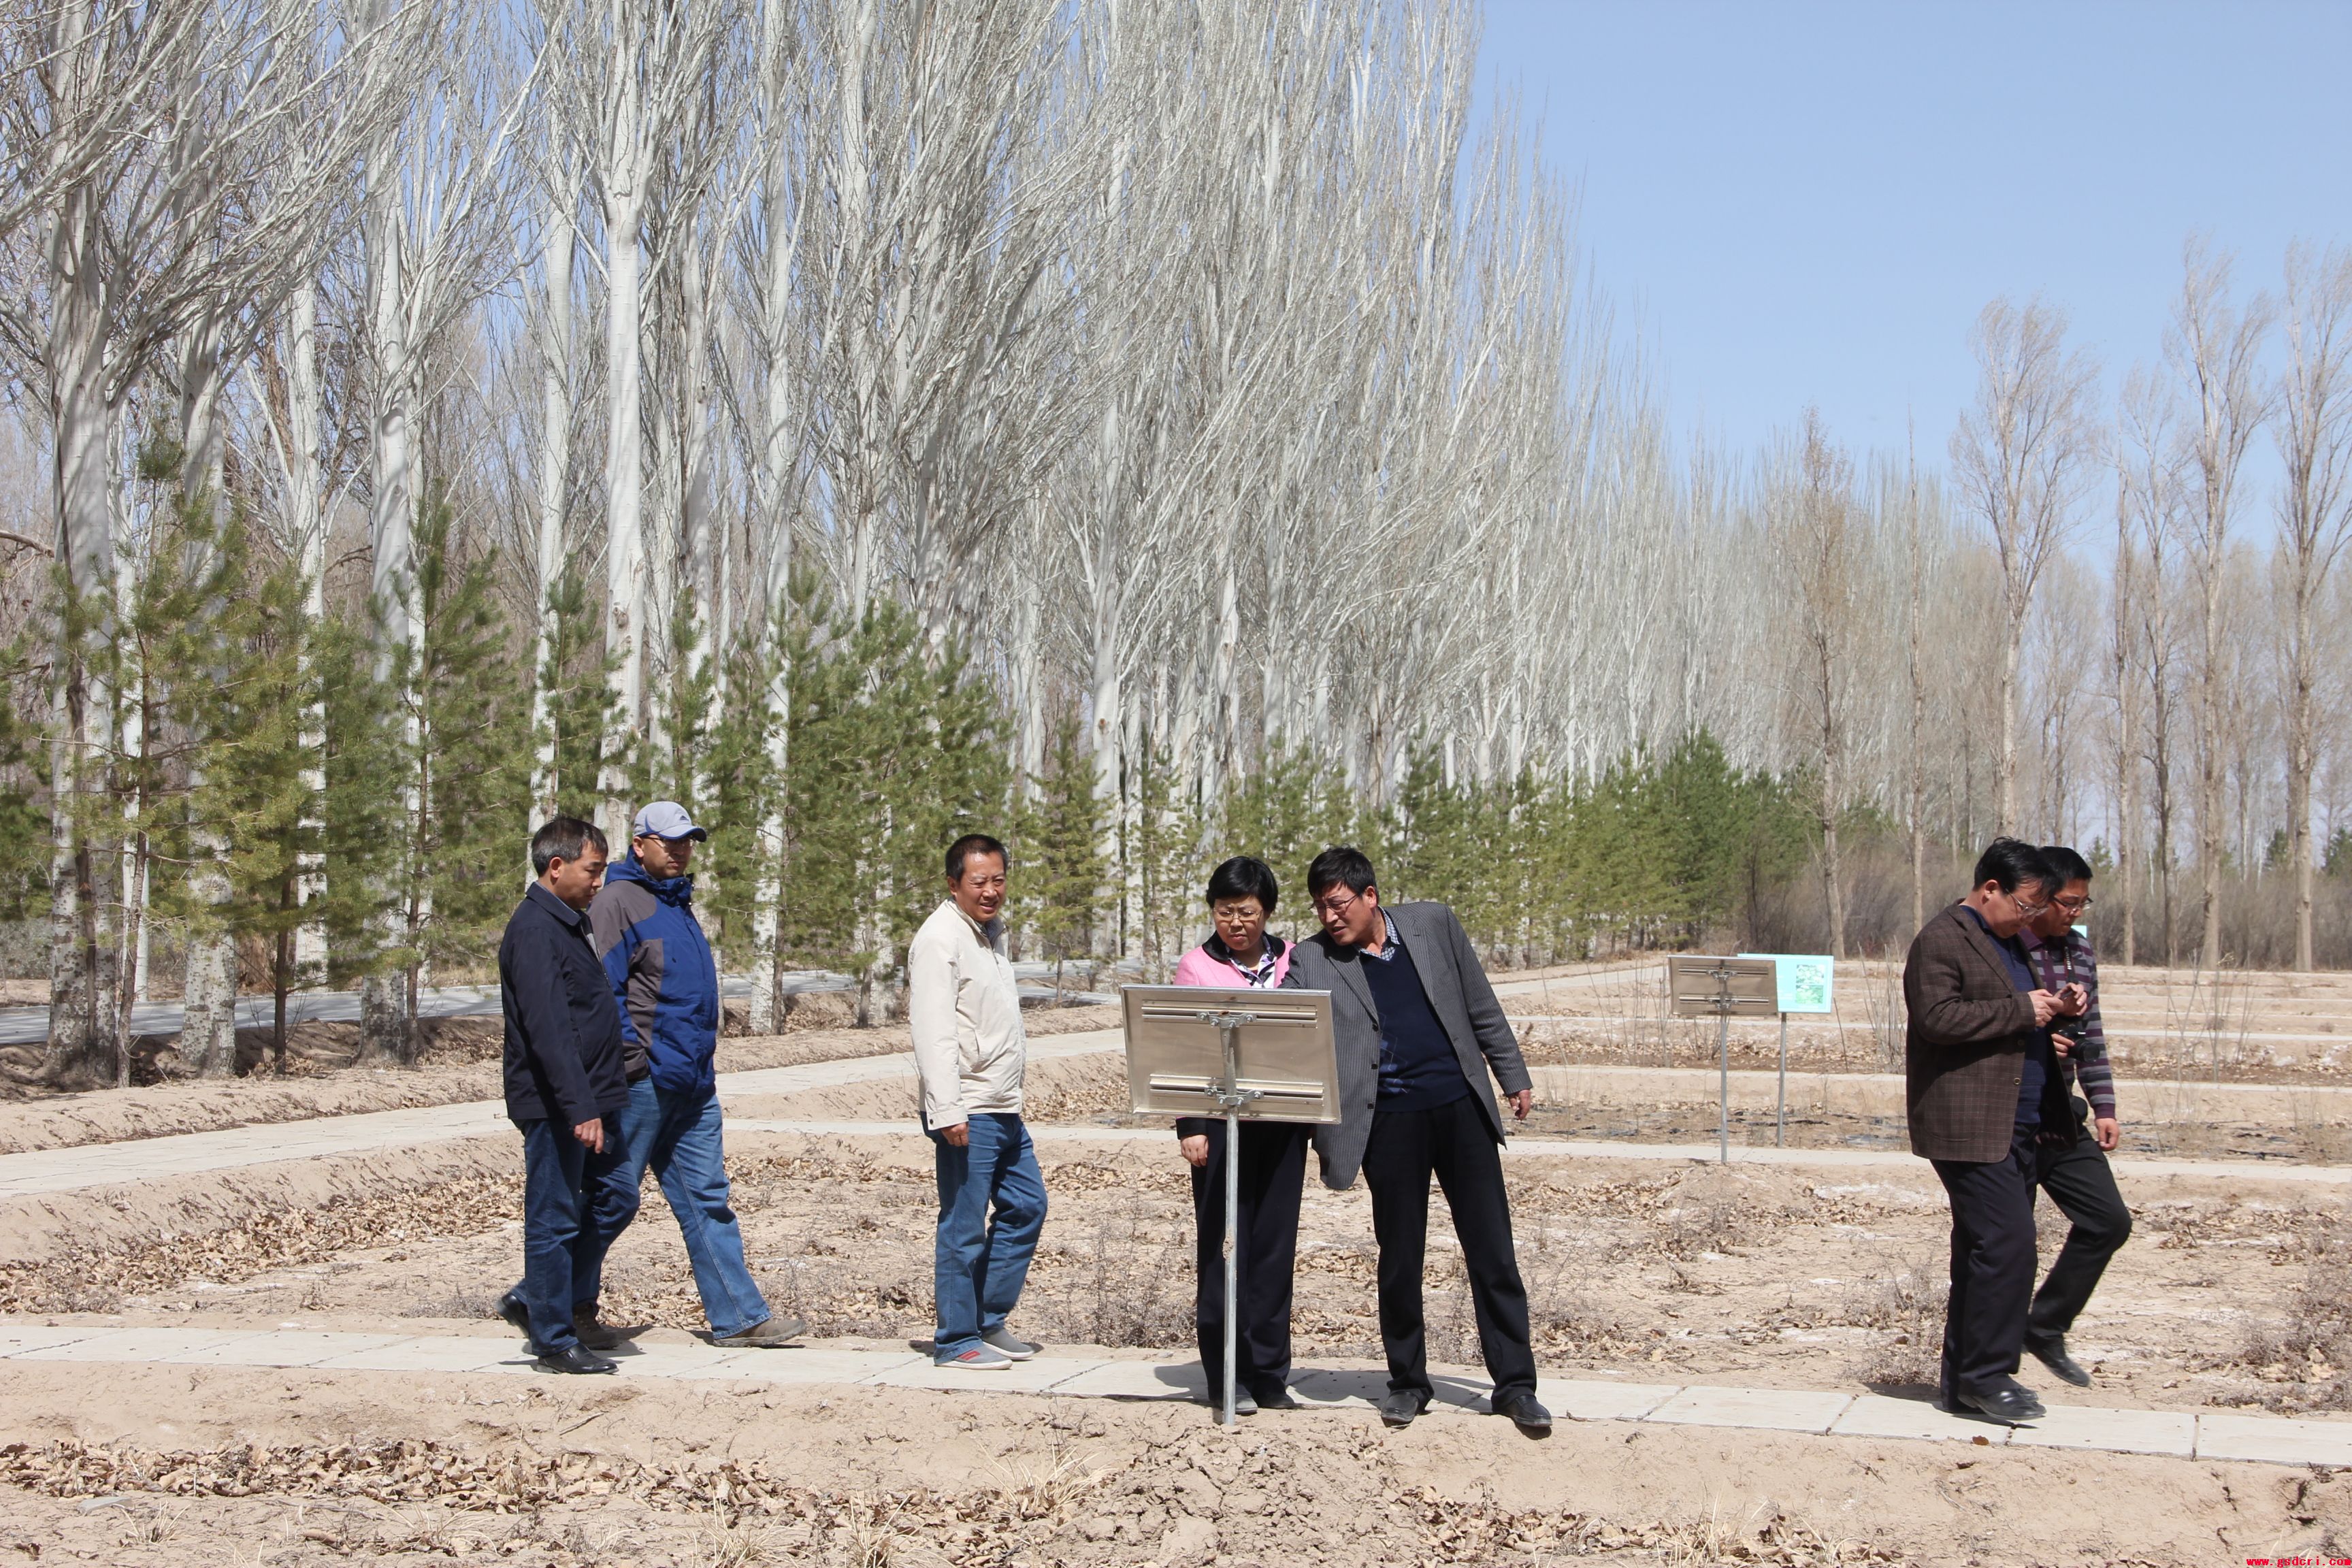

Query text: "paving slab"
[1050, 1360, 1205, 1401]
[15, 1326, 276, 1362]
[156, 1330, 408, 1368]
[1548, 1379, 1683, 1422]
[2196, 1412, 2352, 1467]
[2008, 1403, 2195, 1456]
[1646, 1385, 1854, 1433]
[310, 1335, 526, 1373]
[866, 1354, 1109, 1394]
[666, 1349, 920, 1385]
[602, 1342, 755, 1379]
[1829, 1393, 2011, 1444]
[0, 1324, 116, 1357]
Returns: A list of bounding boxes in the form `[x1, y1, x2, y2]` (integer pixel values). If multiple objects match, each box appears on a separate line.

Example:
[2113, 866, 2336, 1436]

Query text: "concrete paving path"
[0, 1030, 1122, 1198]
[2, 1318, 2342, 1468]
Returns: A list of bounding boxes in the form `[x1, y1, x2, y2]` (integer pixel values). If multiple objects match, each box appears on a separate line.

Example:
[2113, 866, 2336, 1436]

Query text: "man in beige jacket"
[906, 833, 1047, 1370]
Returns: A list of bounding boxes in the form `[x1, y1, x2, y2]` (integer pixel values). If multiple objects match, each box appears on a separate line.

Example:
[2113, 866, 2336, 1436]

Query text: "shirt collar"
[948, 899, 1005, 947]
[527, 881, 587, 928]
[1361, 909, 1404, 962]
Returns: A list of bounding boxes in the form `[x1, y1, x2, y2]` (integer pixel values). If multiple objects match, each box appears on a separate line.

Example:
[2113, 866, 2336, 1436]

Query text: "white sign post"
[1739, 953, 1836, 1147]
[1667, 957, 1780, 1164]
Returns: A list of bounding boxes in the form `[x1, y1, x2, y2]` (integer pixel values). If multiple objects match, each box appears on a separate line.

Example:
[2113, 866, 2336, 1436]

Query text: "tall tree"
[2273, 242, 2351, 974]
[1950, 297, 2097, 836]
[2167, 242, 2273, 970]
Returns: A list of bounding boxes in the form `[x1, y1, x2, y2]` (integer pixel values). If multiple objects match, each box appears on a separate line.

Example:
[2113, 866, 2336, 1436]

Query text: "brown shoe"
[573, 1311, 630, 1351]
[714, 1314, 805, 1348]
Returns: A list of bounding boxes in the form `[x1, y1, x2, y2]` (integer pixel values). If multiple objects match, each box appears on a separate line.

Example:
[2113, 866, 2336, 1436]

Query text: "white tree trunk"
[289, 277, 328, 975]
[598, 179, 646, 851]
[529, 180, 574, 823]
[43, 172, 122, 1088]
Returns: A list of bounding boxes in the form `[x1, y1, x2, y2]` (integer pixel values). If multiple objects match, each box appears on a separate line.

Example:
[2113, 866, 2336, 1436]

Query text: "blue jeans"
[514, 1115, 626, 1354]
[927, 1112, 1047, 1358]
[572, 1079, 772, 1338]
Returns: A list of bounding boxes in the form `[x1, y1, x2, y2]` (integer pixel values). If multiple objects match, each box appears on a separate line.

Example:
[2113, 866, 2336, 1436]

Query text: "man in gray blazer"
[1281, 846, 1549, 1434]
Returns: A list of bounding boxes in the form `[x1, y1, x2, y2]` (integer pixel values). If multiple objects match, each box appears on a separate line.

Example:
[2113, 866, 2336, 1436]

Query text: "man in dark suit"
[1905, 837, 2087, 1424]
[1281, 846, 1550, 1434]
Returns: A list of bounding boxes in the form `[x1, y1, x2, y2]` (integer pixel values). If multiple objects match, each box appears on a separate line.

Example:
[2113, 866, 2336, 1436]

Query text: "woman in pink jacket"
[1173, 856, 1307, 1415]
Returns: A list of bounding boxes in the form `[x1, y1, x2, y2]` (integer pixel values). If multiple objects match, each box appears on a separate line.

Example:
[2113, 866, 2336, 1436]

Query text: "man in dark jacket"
[1281, 846, 1550, 1435]
[1905, 837, 2087, 1425]
[499, 816, 628, 1374]
[568, 801, 800, 1348]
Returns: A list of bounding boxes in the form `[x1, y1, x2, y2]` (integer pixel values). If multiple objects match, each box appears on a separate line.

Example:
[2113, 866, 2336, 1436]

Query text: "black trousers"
[2026, 1130, 2132, 1348]
[1360, 1095, 1537, 1406]
[1189, 1119, 1309, 1398]
[1932, 1123, 2132, 1396]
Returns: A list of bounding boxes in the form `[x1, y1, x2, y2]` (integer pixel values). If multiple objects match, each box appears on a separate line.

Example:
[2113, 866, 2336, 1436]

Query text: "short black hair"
[945, 833, 1008, 883]
[2038, 844, 2095, 885]
[531, 816, 608, 877]
[1972, 836, 2054, 895]
[1305, 845, 1377, 900]
[1205, 855, 1278, 912]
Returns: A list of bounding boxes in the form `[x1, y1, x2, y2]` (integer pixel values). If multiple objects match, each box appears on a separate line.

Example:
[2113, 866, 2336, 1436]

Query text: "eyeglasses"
[1312, 890, 1363, 919]
[2051, 895, 2093, 914]
[2010, 892, 2050, 919]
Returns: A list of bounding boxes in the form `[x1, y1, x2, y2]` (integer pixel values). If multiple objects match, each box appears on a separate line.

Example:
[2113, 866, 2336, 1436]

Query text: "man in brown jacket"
[1905, 838, 2087, 1425]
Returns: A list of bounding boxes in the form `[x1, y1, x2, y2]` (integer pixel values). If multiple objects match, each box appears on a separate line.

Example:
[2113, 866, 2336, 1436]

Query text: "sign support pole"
[1776, 1011, 1788, 1147]
[1203, 1009, 1260, 1429]
[1708, 962, 1736, 1165]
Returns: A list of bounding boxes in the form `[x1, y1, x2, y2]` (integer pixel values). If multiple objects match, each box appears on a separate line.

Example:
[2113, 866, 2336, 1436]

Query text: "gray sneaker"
[714, 1314, 806, 1348]
[934, 1342, 1013, 1371]
[981, 1328, 1038, 1361]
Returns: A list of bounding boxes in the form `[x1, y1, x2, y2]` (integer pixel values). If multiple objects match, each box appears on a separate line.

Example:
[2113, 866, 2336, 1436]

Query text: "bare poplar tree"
[1778, 410, 1859, 957]
[1950, 297, 2097, 835]
[2167, 241, 2273, 970]
[2272, 242, 2351, 973]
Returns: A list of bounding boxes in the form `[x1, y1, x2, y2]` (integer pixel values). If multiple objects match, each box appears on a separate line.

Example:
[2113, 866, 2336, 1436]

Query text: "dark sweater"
[1362, 938, 1469, 1112]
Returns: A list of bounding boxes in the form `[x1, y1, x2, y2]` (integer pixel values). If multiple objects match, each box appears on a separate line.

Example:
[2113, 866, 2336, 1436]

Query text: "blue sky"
[1473, 0, 2352, 463]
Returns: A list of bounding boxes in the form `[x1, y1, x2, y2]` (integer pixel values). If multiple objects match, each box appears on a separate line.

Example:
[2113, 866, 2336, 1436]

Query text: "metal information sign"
[1738, 953, 1835, 1015]
[1666, 956, 1780, 1164]
[1740, 953, 1836, 1146]
[1122, 985, 1339, 1428]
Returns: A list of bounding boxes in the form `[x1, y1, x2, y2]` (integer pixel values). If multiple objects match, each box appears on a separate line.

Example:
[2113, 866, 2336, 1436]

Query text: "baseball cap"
[632, 801, 708, 842]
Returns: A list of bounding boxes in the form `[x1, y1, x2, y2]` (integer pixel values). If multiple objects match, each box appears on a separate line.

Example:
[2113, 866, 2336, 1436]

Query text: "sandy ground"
[4, 968, 2352, 1563]
[6, 1353, 2345, 1568]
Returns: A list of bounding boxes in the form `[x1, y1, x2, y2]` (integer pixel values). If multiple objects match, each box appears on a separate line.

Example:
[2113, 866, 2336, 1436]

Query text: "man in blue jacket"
[498, 817, 629, 1374]
[500, 802, 801, 1348]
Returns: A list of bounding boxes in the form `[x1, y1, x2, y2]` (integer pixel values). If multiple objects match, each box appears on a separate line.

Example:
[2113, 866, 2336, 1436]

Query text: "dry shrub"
[1844, 1258, 1946, 1389]
[2242, 1209, 2352, 1411]
[1066, 1190, 1192, 1348]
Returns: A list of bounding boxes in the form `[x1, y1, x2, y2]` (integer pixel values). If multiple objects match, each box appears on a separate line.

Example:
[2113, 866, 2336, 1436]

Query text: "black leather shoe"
[497, 1290, 531, 1336]
[2027, 1337, 2092, 1387]
[1378, 1389, 1431, 1428]
[1250, 1384, 1301, 1411]
[1494, 1392, 1554, 1435]
[535, 1344, 617, 1375]
[1955, 1379, 2044, 1424]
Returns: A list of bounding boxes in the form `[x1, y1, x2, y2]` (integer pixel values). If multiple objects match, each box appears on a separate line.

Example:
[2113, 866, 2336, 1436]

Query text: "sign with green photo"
[1737, 953, 1835, 1014]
